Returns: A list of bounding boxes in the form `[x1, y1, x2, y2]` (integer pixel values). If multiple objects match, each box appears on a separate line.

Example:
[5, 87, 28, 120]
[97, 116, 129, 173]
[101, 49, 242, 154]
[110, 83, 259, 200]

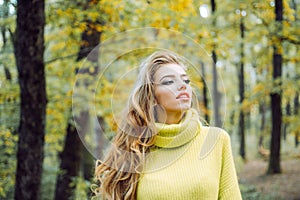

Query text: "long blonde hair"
[94, 50, 186, 200]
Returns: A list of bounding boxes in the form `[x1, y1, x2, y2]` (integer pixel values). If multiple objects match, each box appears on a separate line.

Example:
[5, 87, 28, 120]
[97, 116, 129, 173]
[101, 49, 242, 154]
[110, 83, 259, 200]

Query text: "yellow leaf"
[95, 24, 103, 32]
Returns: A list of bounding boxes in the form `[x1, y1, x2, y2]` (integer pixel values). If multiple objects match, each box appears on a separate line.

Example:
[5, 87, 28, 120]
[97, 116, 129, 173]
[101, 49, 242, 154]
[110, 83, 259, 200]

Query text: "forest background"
[0, 0, 299, 199]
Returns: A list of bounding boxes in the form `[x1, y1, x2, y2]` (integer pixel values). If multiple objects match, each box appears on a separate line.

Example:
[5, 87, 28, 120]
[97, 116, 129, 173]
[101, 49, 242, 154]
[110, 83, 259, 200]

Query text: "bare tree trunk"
[82, 146, 95, 198]
[238, 17, 246, 160]
[75, 0, 103, 184]
[283, 99, 291, 141]
[95, 116, 107, 159]
[55, 1, 102, 198]
[259, 103, 266, 140]
[54, 120, 84, 200]
[3, 66, 12, 81]
[210, 0, 221, 127]
[258, 103, 270, 160]
[201, 62, 209, 122]
[267, 0, 283, 174]
[294, 92, 299, 147]
[14, 1, 46, 200]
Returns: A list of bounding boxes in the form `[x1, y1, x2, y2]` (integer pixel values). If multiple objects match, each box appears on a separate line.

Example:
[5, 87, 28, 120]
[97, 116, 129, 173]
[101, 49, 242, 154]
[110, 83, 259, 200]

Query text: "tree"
[238, 14, 246, 160]
[283, 96, 291, 141]
[210, 0, 222, 127]
[14, 1, 46, 199]
[294, 92, 299, 147]
[201, 62, 209, 122]
[54, 1, 102, 199]
[267, 0, 283, 174]
[54, 114, 86, 200]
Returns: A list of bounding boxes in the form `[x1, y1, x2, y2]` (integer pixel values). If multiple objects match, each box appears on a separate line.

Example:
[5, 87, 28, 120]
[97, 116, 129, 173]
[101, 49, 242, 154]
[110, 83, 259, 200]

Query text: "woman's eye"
[161, 80, 174, 85]
[184, 79, 191, 84]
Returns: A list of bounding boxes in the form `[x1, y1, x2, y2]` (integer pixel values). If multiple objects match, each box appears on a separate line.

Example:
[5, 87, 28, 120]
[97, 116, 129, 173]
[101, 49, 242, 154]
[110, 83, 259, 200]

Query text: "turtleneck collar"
[154, 109, 201, 148]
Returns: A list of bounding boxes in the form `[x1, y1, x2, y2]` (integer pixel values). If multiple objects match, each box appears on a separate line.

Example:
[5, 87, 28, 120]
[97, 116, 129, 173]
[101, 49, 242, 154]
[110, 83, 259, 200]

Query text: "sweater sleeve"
[218, 131, 242, 200]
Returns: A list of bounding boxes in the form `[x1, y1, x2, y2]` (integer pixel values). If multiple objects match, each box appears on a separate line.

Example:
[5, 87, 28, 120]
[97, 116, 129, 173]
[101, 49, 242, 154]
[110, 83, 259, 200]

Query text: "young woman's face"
[153, 64, 192, 116]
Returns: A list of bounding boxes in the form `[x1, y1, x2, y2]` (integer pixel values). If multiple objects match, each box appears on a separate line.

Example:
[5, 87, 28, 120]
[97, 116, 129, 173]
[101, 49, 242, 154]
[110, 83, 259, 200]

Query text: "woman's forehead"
[154, 64, 187, 79]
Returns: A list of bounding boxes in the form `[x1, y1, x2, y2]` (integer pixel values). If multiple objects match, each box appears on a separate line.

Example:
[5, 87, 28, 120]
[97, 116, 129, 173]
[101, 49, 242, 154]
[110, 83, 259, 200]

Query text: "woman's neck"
[157, 111, 186, 124]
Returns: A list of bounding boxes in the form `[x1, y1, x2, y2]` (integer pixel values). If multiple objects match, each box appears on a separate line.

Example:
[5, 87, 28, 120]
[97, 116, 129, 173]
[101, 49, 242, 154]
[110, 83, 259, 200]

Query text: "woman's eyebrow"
[159, 74, 188, 81]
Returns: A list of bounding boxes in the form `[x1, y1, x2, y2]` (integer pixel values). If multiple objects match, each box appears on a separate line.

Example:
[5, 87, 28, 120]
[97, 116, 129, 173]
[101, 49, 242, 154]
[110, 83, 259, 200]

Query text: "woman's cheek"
[155, 87, 175, 105]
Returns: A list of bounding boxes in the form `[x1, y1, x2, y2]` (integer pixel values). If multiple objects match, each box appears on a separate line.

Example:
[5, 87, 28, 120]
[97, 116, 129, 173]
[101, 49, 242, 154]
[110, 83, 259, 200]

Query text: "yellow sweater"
[137, 109, 242, 200]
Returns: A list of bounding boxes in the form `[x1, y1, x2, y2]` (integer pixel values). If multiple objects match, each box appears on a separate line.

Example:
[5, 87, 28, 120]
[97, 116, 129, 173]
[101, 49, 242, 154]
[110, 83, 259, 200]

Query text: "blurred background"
[0, 0, 299, 199]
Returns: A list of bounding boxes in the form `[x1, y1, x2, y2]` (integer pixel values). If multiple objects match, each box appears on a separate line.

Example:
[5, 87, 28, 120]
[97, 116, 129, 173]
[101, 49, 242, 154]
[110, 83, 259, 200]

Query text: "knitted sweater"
[136, 109, 242, 200]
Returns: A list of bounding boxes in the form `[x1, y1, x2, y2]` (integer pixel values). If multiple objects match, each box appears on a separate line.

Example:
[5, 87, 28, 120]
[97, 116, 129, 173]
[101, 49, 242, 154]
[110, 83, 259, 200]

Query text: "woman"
[94, 51, 242, 200]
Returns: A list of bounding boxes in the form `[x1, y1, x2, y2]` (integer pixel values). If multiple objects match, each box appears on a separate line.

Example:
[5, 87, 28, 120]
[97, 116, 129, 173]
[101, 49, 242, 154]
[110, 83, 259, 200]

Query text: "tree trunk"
[238, 17, 246, 160]
[267, 0, 283, 174]
[82, 147, 95, 198]
[3, 66, 12, 81]
[77, 16, 103, 198]
[296, 131, 299, 147]
[283, 99, 291, 141]
[54, 121, 83, 200]
[76, 0, 103, 181]
[259, 102, 266, 139]
[210, 0, 221, 127]
[201, 62, 209, 122]
[95, 116, 107, 159]
[55, 1, 102, 197]
[294, 92, 299, 147]
[14, 1, 46, 200]
[212, 51, 221, 127]
[82, 147, 95, 180]
[258, 103, 270, 160]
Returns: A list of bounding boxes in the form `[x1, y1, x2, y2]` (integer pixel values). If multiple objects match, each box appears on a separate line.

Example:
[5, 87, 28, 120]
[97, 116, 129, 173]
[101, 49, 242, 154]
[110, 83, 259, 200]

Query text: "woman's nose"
[178, 81, 187, 90]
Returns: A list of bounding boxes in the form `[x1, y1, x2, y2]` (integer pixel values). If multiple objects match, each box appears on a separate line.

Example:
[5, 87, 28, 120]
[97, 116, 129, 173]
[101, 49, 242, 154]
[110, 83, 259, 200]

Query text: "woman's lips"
[176, 92, 190, 99]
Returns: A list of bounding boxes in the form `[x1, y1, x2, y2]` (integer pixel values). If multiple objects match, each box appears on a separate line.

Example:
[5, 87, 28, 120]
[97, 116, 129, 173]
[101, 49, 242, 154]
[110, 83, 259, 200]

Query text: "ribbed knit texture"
[137, 109, 242, 200]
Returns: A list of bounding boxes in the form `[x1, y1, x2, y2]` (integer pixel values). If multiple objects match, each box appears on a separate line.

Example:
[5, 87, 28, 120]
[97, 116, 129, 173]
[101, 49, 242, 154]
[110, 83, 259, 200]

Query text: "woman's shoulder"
[195, 126, 229, 159]
[201, 125, 230, 139]
[196, 126, 231, 159]
[198, 125, 231, 147]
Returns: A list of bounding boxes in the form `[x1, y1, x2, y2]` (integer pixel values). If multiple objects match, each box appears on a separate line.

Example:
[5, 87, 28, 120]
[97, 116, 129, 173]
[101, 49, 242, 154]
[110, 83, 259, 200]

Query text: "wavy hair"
[94, 50, 186, 200]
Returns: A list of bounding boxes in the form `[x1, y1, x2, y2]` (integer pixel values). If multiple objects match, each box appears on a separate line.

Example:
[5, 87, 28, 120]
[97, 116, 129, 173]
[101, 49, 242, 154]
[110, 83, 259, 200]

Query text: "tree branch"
[280, 36, 300, 45]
